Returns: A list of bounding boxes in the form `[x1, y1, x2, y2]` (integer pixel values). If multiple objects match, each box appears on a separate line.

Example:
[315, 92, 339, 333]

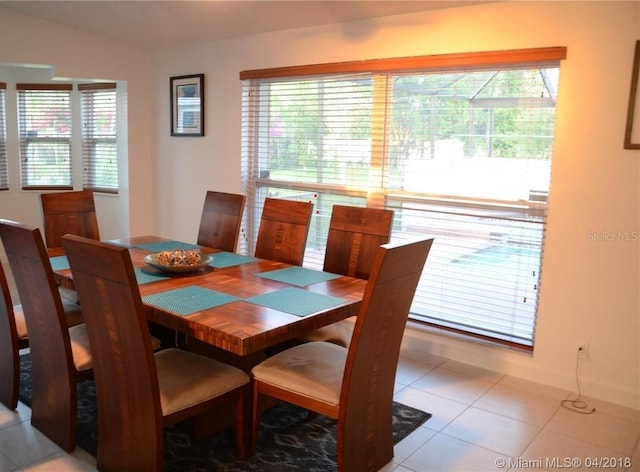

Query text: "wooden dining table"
[49, 235, 366, 357]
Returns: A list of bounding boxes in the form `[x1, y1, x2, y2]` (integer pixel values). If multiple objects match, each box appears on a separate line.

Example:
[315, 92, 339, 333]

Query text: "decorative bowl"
[144, 249, 212, 274]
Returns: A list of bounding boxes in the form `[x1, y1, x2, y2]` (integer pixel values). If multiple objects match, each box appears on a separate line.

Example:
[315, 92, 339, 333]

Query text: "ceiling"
[0, 0, 494, 50]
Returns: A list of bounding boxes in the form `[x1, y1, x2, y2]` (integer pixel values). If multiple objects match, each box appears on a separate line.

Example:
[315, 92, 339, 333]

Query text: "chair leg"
[235, 386, 251, 460]
[251, 384, 263, 454]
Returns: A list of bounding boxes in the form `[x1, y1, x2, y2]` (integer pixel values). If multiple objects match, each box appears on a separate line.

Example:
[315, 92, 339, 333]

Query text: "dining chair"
[0, 221, 93, 452]
[197, 191, 246, 252]
[61, 234, 251, 471]
[40, 190, 100, 249]
[254, 197, 313, 266]
[40, 189, 100, 304]
[299, 205, 394, 347]
[0, 259, 27, 410]
[251, 237, 433, 472]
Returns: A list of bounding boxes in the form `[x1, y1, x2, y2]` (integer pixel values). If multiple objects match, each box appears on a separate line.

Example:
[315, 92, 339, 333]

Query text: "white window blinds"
[0, 83, 7, 190]
[241, 48, 566, 350]
[17, 83, 73, 190]
[79, 83, 118, 193]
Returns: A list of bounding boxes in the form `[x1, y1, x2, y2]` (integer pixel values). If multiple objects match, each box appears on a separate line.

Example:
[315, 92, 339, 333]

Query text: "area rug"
[19, 354, 431, 471]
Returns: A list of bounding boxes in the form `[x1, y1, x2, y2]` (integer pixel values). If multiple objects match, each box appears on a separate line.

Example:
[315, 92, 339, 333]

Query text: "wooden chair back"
[197, 191, 246, 252]
[0, 220, 91, 451]
[323, 205, 394, 280]
[0, 260, 20, 410]
[61, 234, 164, 469]
[338, 237, 433, 471]
[40, 190, 100, 249]
[254, 197, 313, 266]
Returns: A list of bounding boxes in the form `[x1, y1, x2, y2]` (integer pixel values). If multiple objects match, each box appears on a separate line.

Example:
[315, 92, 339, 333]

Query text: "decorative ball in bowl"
[144, 249, 212, 274]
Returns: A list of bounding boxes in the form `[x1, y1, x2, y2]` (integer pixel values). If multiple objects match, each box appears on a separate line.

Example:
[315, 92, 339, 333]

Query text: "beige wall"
[0, 1, 638, 410]
[0, 6, 154, 239]
[152, 1, 639, 409]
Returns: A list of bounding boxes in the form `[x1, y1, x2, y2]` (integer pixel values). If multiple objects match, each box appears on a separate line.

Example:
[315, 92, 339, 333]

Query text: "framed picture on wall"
[170, 73, 204, 137]
[624, 41, 640, 150]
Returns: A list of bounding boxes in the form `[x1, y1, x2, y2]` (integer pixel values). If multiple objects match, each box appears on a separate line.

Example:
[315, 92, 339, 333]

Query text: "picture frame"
[170, 74, 204, 137]
[624, 41, 640, 149]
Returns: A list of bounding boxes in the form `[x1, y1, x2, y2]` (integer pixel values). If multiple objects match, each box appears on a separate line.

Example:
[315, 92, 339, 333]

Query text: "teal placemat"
[209, 252, 259, 269]
[134, 268, 170, 285]
[255, 266, 342, 287]
[245, 287, 347, 317]
[136, 241, 201, 252]
[104, 239, 133, 248]
[49, 255, 70, 271]
[142, 286, 240, 316]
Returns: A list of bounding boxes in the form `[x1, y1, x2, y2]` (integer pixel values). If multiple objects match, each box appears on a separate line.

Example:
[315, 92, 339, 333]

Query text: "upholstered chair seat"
[155, 348, 249, 416]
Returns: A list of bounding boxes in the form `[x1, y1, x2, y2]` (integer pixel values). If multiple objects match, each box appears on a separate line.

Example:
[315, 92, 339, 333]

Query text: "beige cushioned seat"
[156, 348, 250, 416]
[252, 341, 347, 407]
[298, 316, 356, 347]
[13, 302, 84, 340]
[68, 324, 93, 371]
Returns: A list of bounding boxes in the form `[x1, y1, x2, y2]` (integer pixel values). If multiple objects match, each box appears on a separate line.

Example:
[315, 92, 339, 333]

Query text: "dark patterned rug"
[19, 354, 431, 471]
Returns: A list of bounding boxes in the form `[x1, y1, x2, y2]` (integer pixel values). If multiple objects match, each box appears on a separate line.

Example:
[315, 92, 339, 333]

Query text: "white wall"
[152, 1, 640, 409]
[0, 6, 154, 239]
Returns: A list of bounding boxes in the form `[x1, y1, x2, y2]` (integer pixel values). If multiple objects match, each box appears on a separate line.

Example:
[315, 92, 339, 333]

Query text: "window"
[0, 83, 7, 190]
[17, 84, 73, 189]
[241, 47, 566, 350]
[80, 83, 118, 193]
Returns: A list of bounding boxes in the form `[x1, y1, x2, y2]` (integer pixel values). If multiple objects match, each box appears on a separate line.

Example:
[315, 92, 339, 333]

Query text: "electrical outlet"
[577, 344, 588, 358]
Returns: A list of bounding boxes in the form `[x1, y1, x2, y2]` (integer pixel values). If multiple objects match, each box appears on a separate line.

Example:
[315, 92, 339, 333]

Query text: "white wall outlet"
[577, 344, 588, 358]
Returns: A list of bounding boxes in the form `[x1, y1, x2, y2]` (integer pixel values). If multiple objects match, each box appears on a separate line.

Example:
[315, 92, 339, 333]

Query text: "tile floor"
[0, 348, 638, 472]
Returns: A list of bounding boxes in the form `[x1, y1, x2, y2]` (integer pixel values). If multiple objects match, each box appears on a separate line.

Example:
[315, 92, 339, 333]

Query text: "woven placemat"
[134, 268, 170, 285]
[142, 286, 240, 316]
[245, 287, 347, 317]
[135, 241, 201, 252]
[256, 266, 341, 287]
[209, 252, 259, 268]
[49, 255, 70, 271]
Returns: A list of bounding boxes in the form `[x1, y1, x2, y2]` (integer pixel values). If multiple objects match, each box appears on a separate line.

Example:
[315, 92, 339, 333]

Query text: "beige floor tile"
[545, 405, 640, 455]
[395, 386, 468, 431]
[401, 432, 507, 472]
[498, 376, 571, 402]
[411, 362, 502, 405]
[396, 356, 438, 386]
[521, 429, 634, 471]
[0, 403, 30, 432]
[570, 395, 640, 422]
[474, 384, 562, 427]
[393, 425, 437, 464]
[398, 342, 448, 367]
[0, 422, 62, 468]
[0, 450, 20, 472]
[22, 450, 97, 471]
[442, 407, 541, 457]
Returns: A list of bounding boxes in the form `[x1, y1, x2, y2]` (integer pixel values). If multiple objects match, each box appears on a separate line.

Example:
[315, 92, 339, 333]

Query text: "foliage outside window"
[241, 48, 566, 350]
[17, 84, 72, 190]
[80, 83, 118, 193]
[0, 83, 7, 190]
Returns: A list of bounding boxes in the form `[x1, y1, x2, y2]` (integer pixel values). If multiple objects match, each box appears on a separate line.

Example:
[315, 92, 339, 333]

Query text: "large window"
[241, 47, 566, 350]
[80, 83, 118, 193]
[0, 83, 7, 190]
[17, 84, 73, 189]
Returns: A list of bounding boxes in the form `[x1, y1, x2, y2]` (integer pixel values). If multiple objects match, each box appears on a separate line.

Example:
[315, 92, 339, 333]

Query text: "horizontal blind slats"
[17, 87, 72, 188]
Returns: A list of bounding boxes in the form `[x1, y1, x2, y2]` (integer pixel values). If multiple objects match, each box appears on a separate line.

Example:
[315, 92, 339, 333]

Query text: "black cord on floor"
[561, 349, 595, 414]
